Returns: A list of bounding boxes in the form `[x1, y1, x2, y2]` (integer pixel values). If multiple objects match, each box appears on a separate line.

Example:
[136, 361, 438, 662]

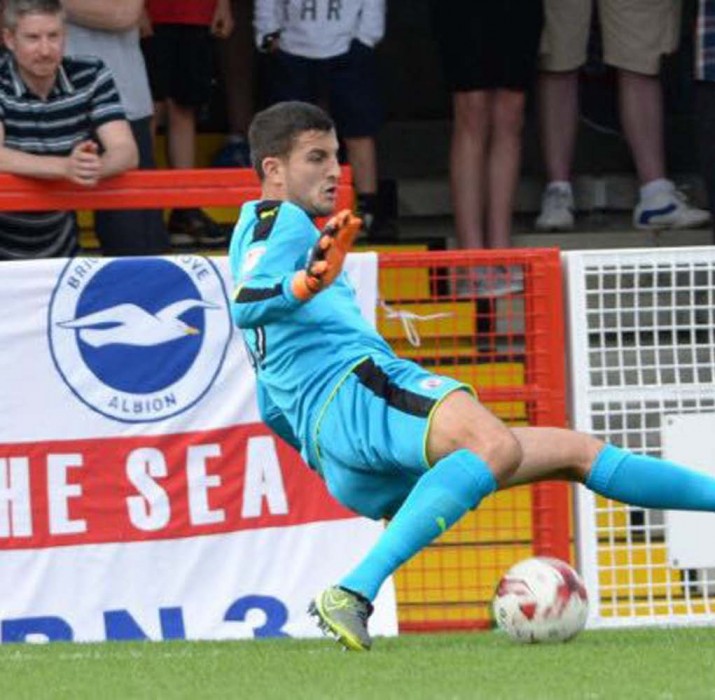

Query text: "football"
[492, 556, 589, 643]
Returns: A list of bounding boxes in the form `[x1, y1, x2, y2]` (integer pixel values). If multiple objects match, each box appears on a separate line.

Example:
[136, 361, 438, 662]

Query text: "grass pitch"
[1, 627, 714, 700]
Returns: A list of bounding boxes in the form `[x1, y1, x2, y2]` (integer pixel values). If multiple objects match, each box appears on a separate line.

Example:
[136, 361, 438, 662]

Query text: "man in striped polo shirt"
[0, 0, 138, 260]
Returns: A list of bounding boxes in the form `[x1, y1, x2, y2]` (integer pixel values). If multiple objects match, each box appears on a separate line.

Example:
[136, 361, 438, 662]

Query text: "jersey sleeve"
[230, 201, 315, 329]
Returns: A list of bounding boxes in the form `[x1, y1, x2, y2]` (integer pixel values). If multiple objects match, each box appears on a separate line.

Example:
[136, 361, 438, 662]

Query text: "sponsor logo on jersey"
[419, 377, 444, 390]
[242, 245, 267, 273]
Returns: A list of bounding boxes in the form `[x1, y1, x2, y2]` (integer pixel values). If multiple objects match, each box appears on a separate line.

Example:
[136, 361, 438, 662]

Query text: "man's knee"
[449, 420, 523, 484]
[473, 427, 523, 484]
[428, 390, 521, 475]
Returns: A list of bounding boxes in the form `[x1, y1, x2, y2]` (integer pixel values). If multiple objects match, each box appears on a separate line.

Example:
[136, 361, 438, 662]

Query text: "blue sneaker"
[212, 139, 252, 168]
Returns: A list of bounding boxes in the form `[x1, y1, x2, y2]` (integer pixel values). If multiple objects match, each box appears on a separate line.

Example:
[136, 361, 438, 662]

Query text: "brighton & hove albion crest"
[48, 256, 232, 423]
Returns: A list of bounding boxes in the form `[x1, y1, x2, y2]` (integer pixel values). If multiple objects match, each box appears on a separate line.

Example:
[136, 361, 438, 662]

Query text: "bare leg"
[427, 390, 522, 481]
[166, 99, 196, 169]
[502, 426, 603, 488]
[486, 89, 526, 248]
[344, 136, 378, 195]
[427, 393, 602, 488]
[618, 69, 666, 184]
[450, 90, 491, 249]
[538, 70, 578, 182]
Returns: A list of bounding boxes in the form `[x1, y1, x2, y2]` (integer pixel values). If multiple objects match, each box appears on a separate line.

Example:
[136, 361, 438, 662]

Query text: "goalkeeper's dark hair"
[249, 101, 335, 179]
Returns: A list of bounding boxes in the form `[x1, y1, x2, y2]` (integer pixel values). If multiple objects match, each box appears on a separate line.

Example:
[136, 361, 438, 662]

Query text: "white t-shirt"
[254, 0, 385, 59]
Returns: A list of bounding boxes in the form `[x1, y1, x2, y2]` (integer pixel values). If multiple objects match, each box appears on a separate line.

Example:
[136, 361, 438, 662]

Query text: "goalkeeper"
[230, 101, 715, 652]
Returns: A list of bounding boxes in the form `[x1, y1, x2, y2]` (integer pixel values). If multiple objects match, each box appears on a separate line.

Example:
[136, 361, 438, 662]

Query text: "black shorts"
[142, 24, 214, 106]
[268, 40, 382, 138]
[430, 0, 544, 92]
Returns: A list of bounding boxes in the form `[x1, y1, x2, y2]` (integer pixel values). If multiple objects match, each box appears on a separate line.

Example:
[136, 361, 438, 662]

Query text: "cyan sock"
[586, 444, 715, 511]
[339, 449, 497, 601]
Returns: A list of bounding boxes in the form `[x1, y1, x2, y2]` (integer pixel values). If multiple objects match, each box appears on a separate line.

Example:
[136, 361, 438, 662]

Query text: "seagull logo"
[57, 299, 219, 348]
[48, 256, 233, 424]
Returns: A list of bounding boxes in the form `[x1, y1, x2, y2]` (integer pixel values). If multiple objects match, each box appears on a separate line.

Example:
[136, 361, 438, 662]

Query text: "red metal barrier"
[0, 167, 353, 212]
[377, 249, 570, 631]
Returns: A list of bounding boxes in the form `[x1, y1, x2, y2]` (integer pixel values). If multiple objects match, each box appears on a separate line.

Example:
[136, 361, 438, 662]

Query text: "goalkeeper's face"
[281, 129, 342, 217]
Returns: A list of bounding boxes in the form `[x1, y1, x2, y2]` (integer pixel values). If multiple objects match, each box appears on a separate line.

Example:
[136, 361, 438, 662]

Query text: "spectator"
[694, 0, 715, 244]
[255, 0, 389, 240]
[536, 0, 710, 232]
[142, 0, 234, 249]
[430, 1, 544, 253]
[0, 0, 138, 261]
[212, 0, 254, 168]
[63, 0, 170, 256]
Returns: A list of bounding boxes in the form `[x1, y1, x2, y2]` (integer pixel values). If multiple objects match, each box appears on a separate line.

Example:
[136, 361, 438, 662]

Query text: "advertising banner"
[0, 253, 397, 643]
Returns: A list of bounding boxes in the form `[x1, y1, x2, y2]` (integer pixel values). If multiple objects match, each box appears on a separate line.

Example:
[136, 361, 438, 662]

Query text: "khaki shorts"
[540, 0, 681, 75]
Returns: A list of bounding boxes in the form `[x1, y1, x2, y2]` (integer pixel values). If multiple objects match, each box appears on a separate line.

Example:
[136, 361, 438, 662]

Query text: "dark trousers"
[95, 116, 170, 256]
[695, 82, 715, 244]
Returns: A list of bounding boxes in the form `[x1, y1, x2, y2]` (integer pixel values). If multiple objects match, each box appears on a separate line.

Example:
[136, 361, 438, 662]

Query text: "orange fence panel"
[377, 249, 570, 632]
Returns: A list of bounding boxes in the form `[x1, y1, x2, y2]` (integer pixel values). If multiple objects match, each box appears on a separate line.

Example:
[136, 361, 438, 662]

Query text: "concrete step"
[396, 173, 709, 218]
[395, 214, 714, 251]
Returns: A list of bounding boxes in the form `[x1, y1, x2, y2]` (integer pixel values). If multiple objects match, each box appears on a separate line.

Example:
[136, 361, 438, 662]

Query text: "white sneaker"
[535, 186, 575, 231]
[634, 188, 711, 230]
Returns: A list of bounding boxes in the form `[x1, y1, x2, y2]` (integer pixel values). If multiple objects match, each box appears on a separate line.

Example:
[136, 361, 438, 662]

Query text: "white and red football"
[492, 556, 589, 643]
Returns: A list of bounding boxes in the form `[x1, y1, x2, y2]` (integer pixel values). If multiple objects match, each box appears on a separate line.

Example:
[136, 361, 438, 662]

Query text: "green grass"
[1, 628, 714, 700]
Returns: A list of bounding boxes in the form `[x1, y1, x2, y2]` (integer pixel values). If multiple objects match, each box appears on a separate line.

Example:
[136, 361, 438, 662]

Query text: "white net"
[565, 248, 715, 627]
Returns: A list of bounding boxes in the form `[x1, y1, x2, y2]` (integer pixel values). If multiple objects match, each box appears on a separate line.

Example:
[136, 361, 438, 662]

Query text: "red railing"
[0, 166, 354, 212]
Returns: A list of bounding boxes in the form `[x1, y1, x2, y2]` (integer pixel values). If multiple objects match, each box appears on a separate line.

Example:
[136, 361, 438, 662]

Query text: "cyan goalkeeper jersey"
[229, 199, 394, 463]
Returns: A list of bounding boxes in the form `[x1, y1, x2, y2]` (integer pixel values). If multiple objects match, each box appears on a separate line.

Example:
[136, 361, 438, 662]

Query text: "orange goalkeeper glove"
[291, 209, 362, 301]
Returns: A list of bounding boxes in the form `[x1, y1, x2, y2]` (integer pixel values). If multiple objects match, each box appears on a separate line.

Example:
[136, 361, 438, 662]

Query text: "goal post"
[564, 247, 715, 628]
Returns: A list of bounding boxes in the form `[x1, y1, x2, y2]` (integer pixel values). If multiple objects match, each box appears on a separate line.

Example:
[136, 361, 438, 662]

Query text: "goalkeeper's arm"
[291, 210, 362, 301]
